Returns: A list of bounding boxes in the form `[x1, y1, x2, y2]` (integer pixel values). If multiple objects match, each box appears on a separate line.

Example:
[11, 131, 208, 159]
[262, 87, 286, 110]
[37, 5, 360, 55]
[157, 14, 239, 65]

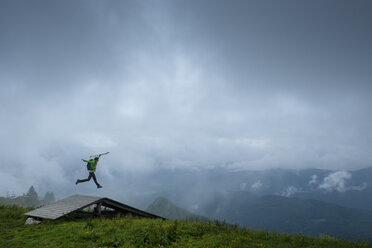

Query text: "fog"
[1, 0, 372, 200]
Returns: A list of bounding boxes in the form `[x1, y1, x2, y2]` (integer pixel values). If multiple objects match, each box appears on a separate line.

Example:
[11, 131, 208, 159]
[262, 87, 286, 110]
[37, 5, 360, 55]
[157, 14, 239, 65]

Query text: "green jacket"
[83, 159, 98, 173]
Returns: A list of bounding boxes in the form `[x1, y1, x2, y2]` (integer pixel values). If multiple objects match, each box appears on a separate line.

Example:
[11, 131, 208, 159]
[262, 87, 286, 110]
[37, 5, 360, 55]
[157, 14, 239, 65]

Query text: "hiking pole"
[90, 152, 110, 158]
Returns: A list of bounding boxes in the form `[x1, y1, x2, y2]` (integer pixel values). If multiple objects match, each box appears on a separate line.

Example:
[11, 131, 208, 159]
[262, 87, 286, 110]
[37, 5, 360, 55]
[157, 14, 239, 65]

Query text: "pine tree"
[25, 186, 39, 206]
[43, 192, 55, 204]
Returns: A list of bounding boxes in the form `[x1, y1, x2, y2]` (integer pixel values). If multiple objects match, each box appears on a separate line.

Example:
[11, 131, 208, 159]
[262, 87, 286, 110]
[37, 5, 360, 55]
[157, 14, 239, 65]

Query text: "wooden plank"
[25, 195, 103, 219]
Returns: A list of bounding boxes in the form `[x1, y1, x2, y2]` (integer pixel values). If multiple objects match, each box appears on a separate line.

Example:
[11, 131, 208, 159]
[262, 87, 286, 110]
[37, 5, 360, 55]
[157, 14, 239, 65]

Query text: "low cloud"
[251, 180, 263, 190]
[240, 182, 247, 190]
[309, 174, 318, 185]
[319, 171, 367, 192]
[281, 186, 300, 197]
[350, 183, 368, 191]
[319, 171, 351, 192]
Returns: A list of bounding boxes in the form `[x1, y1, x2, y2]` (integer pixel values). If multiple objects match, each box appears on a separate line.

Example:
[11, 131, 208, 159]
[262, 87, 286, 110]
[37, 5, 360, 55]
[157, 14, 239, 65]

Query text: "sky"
[0, 0, 372, 197]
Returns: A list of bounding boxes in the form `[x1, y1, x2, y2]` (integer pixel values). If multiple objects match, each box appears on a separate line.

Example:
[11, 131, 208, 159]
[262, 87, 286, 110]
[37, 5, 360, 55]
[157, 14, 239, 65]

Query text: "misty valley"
[126, 166, 372, 240]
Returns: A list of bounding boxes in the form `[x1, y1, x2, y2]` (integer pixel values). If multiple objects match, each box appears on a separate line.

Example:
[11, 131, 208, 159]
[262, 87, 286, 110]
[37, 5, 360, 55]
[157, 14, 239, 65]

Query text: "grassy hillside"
[146, 197, 209, 222]
[1, 204, 371, 248]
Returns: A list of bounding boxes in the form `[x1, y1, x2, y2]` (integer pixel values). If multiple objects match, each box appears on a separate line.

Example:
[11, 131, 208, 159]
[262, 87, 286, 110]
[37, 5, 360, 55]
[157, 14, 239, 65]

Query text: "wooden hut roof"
[25, 194, 164, 220]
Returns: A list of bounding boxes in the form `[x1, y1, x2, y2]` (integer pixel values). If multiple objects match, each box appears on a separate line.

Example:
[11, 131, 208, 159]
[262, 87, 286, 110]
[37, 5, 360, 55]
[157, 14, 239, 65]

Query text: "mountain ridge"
[145, 191, 372, 240]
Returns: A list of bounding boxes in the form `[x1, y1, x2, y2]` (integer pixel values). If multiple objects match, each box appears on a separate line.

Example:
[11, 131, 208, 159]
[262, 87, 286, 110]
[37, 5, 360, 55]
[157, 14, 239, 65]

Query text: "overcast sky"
[1, 0, 372, 196]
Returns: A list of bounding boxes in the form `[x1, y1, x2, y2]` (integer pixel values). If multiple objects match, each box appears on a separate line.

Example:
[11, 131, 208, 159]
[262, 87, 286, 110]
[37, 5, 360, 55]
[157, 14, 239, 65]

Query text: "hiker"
[76, 155, 103, 188]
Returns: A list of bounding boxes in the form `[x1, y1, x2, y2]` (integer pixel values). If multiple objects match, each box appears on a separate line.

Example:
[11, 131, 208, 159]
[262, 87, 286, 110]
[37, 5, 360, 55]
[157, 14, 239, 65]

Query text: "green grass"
[1, 204, 371, 248]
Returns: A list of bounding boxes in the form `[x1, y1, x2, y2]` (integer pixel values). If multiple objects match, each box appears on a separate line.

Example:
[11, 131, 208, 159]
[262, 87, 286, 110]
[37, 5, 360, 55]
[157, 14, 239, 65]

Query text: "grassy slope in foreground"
[1, 205, 371, 248]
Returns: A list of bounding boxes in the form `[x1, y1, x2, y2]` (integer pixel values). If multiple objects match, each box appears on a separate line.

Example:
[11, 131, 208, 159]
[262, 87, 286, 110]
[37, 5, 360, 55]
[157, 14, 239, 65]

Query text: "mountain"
[145, 193, 372, 240]
[146, 197, 208, 221]
[194, 191, 372, 240]
[114, 166, 372, 240]
[127, 166, 372, 211]
[294, 187, 372, 211]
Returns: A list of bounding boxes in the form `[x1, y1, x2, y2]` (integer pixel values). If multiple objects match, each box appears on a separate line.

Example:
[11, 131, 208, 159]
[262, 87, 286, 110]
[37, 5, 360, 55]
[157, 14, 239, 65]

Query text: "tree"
[43, 192, 55, 204]
[24, 186, 39, 206]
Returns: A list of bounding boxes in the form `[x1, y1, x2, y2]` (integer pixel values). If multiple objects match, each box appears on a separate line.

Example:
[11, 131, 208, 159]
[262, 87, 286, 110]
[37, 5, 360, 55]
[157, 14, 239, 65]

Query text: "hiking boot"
[97, 185, 102, 189]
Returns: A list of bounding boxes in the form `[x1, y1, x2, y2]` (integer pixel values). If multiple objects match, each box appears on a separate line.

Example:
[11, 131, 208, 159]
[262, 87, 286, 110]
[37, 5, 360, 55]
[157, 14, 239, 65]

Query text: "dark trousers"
[77, 172, 100, 186]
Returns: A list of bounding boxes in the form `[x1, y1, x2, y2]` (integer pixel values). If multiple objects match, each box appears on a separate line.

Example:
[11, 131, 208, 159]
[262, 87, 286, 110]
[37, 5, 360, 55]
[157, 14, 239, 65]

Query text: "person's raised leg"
[76, 173, 93, 184]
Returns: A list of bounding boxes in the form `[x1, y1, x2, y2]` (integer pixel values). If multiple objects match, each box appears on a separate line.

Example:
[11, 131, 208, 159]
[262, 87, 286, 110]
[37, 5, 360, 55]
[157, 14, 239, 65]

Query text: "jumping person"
[76, 155, 103, 188]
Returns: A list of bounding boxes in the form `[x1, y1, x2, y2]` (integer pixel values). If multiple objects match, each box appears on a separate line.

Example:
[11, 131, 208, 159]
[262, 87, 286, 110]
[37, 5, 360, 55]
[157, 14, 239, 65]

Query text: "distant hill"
[146, 197, 208, 221]
[129, 166, 372, 211]
[145, 193, 372, 240]
[195, 191, 372, 241]
[112, 166, 372, 240]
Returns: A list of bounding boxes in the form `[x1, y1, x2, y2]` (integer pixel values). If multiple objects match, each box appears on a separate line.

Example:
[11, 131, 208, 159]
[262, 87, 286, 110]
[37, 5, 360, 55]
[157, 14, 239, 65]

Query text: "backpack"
[86, 161, 92, 170]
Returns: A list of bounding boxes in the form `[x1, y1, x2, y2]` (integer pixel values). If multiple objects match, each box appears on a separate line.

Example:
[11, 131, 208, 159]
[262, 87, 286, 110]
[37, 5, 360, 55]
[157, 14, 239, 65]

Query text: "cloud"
[319, 171, 367, 193]
[349, 183, 368, 192]
[1, 1, 372, 198]
[251, 180, 263, 190]
[281, 186, 300, 197]
[240, 182, 247, 190]
[309, 175, 318, 185]
[76, 133, 117, 149]
[319, 171, 351, 192]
